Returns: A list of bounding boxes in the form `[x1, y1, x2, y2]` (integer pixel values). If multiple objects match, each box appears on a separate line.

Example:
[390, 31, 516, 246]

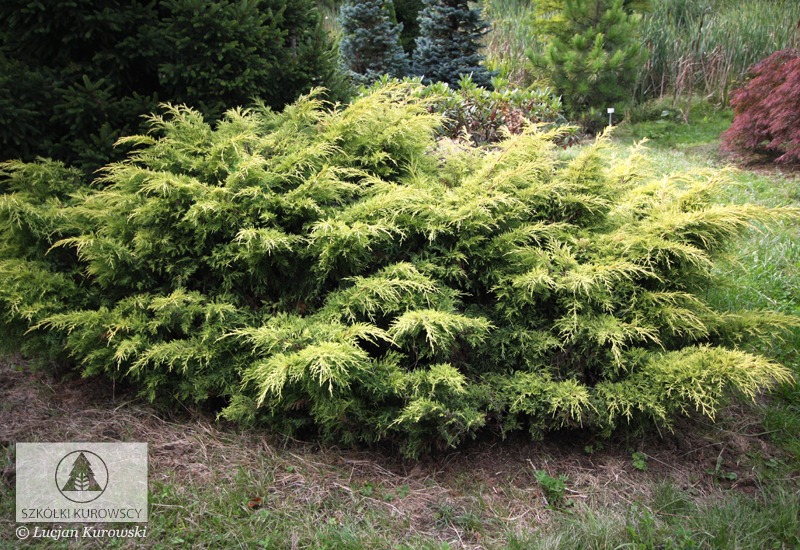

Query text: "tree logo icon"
[55, 450, 109, 503]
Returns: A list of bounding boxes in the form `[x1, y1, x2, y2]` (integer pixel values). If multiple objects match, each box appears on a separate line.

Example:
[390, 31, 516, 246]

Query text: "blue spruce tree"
[412, 0, 493, 88]
[339, 0, 410, 85]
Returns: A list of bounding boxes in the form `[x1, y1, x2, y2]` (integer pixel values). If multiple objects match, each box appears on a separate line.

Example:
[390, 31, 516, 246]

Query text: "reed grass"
[637, 0, 800, 103]
[480, 0, 540, 86]
[316, 0, 342, 37]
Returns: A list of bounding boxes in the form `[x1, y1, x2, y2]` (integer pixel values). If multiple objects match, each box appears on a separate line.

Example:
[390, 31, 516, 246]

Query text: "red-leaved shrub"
[722, 49, 800, 164]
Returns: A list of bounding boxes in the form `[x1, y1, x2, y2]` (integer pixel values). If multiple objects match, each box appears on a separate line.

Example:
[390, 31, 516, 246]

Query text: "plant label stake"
[607, 107, 615, 127]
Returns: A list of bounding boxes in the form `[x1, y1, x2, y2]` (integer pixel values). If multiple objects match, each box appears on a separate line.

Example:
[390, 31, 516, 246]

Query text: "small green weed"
[631, 451, 648, 472]
[583, 441, 605, 455]
[534, 469, 570, 508]
[706, 454, 738, 483]
[359, 481, 375, 497]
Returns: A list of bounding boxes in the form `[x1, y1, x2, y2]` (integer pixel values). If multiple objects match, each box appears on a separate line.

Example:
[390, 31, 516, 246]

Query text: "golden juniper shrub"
[0, 84, 796, 457]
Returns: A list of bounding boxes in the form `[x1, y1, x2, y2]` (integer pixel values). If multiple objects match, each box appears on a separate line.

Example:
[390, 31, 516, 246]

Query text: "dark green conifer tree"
[0, 0, 344, 171]
[411, 0, 494, 88]
[395, 0, 424, 54]
[339, 0, 410, 85]
[528, 0, 646, 131]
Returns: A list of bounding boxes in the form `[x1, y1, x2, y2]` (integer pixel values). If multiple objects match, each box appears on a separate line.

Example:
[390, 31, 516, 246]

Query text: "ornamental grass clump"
[0, 84, 795, 457]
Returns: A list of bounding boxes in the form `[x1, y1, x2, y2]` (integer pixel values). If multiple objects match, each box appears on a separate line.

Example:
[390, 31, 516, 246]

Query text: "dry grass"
[2, 354, 794, 548]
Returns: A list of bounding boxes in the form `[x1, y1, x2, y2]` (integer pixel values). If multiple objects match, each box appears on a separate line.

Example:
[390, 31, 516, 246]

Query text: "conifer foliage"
[0, 84, 795, 457]
[395, 0, 425, 54]
[412, 0, 494, 88]
[339, 0, 410, 85]
[0, 0, 343, 170]
[528, 0, 647, 131]
[722, 49, 800, 164]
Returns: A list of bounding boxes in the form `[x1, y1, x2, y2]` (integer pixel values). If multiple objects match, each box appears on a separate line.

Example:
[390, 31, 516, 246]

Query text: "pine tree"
[528, 0, 647, 131]
[339, 0, 410, 85]
[412, 0, 494, 88]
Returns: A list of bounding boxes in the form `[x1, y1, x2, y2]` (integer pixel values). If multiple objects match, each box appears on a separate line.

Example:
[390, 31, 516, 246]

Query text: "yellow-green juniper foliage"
[0, 84, 795, 457]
